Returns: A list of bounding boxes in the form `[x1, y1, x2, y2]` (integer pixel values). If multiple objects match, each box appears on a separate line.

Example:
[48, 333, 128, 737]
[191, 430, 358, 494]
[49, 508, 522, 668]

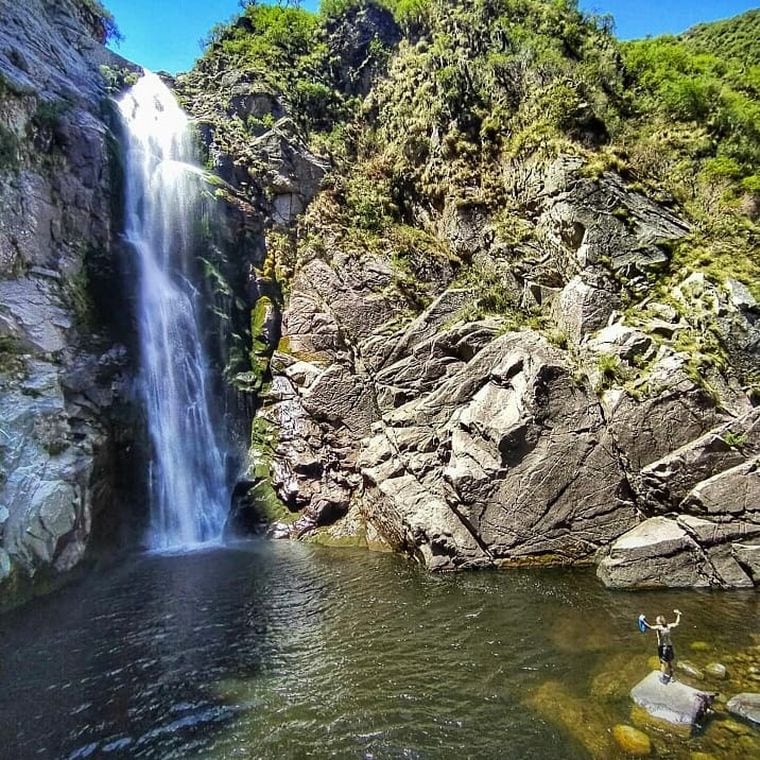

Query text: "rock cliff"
[256, 158, 758, 581]
[2, 0, 758, 599]
[0, 0, 141, 602]
[186, 1, 759, 588]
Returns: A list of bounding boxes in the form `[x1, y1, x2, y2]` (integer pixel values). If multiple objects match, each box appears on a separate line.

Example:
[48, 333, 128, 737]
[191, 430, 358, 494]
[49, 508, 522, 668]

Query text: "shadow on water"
[0, 541, 758, 759]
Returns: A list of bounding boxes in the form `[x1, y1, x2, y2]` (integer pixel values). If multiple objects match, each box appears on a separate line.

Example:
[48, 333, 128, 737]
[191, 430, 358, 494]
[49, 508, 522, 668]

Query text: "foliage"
[192, 0, 760, 345]
[721, 430, 748, 449]
[32, 99, 71, 130]
[623, 36, 760, 176]
[0, 125, 19, 171]
[618, 10, 760, 299]
[595, 353, 629, 392]
[684, 9, 760, 67]
[199, 3, 342, 133]
[359, 0, 624, 216]
[75, 0, 122, 44]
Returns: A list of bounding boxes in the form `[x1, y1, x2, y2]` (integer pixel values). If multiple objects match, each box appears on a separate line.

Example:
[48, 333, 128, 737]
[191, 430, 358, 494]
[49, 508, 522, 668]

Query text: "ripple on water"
[0, 541, 758, 759]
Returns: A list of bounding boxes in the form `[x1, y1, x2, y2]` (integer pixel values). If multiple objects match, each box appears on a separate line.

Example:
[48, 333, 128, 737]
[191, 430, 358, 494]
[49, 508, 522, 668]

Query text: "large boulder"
[727, 693, 760, 727]
[551, 275, 619, 342]
[631, 671, 715, 727]
[597, 516, 759, 588]
[360, 330, 637, 570]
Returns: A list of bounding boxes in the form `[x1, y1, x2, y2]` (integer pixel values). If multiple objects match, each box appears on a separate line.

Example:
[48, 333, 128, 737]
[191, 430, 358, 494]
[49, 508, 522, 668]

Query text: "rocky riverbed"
[529, 628, 760, 759]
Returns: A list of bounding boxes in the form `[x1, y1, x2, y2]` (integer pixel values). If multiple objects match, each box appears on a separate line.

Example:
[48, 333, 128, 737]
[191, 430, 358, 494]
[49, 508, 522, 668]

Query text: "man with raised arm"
[640, 609, 682, 683]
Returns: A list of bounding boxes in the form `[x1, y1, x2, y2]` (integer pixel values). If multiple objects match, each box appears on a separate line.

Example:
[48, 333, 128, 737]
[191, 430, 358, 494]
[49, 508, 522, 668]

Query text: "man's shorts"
[658, 644, 674, 663]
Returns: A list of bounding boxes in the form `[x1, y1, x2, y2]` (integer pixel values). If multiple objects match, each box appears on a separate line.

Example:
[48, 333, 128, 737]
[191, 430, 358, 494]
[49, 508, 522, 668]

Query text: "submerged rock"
[612, 724, 651, 756]
[630, 671, 715, 728]
[705, 663, 728, 680]
[677, 660, 705, 681]
[726, 693, 760, 726]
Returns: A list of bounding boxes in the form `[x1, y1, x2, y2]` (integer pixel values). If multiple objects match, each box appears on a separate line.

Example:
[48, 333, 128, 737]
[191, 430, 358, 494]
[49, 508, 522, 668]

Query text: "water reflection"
[0, 542, 757, 759]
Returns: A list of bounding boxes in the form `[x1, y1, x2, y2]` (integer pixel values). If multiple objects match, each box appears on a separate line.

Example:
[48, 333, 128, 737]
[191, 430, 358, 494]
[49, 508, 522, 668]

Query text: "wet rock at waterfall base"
[726, 693, 760, 726]
[225, 479, 289, 537]
[630, 671, 715, 728]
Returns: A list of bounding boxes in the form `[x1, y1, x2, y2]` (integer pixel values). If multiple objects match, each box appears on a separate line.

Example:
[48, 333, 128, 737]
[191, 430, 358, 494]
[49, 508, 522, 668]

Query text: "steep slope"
[0, 0, 142, 604]
[181, 0, 760, 587]
[683, 8, 760, 67]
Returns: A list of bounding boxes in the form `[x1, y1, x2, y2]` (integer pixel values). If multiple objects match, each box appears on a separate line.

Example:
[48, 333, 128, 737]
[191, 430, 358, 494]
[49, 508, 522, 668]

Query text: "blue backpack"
[637, 614, 647, 633]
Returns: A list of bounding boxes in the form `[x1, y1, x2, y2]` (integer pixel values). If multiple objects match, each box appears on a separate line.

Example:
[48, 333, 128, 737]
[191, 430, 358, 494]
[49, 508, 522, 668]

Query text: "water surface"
[0, 541, 758, 759]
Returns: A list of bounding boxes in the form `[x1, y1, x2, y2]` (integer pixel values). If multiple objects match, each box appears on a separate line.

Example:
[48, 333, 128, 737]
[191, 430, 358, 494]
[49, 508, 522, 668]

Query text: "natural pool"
[0, 541, 758, 759]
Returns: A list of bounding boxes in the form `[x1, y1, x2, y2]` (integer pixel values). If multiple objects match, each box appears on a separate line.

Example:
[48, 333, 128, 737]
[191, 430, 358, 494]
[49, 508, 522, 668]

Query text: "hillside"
[174, 0, 760, 586]
[683, 7, 760, 67]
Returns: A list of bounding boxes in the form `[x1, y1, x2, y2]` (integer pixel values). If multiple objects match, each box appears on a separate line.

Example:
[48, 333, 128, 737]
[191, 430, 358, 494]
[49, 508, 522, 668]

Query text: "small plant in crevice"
[721, 431, 748, 449]
[0, 125, 20, 171]
[595, 353, 630, 392]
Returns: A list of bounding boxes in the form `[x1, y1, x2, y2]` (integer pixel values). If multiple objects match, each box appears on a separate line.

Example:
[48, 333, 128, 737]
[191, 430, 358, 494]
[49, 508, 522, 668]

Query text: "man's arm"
[671, 609, 682, 628]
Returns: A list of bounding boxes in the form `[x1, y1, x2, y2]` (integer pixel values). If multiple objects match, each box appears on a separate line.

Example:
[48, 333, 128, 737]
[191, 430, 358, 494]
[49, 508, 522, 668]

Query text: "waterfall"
[118, 73, 229, 550]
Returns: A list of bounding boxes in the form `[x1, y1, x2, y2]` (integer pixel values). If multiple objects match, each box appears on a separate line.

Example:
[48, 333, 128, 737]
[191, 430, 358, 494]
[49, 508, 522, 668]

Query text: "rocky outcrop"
[0, 0, 140, 601]
[361, 330, 636, 570]
[324, 2, 402, 97]
[598, 410, 760, 588]
[596, 515, 759, 588]
[252, 152, 758, 585]
[176, 70, 329, 229]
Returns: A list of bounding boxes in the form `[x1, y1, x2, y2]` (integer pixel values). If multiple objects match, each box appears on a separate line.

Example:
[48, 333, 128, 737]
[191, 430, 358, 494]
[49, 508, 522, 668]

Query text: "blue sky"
[105, 0, 760, 74]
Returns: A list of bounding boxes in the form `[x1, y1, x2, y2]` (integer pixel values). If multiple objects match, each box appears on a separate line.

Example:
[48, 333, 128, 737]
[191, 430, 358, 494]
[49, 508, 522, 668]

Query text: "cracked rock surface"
[253, 157, 759, 586]
[0, 0, 140, 596]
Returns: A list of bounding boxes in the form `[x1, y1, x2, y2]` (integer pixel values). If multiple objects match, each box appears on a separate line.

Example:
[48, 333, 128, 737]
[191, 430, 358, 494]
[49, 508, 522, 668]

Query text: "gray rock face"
[726, 693, 760, 726]
[361, 331, 636, 569]
[177, 69, 329, 229]
[599, 408, 760, 589]
[533, 156, 689, 280]
[324, 2, 402, 97]
[597, 516, 759, 589]
[630, 671, 714, 727]
[551, 275, 619, 342]
[251, 154, 759, 584]
[638, 409, 760, 512]
[0, 0, 138, 599]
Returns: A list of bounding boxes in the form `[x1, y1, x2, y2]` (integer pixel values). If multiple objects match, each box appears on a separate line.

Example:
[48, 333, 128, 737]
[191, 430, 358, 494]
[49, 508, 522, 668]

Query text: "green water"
[0, 540, 757, 759]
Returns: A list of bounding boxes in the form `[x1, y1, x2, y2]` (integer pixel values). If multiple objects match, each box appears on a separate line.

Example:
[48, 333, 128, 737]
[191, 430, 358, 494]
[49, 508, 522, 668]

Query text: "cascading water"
[118, 73, 229, 550]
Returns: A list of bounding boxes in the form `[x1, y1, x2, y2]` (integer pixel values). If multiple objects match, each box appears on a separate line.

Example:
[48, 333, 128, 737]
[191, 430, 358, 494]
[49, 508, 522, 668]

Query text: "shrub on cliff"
[75, 0, 122, 44]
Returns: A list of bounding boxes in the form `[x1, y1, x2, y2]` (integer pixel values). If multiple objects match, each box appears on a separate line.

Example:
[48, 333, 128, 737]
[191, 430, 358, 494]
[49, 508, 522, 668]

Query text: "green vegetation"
[63, 262, 95, 328]
[248, 296, 274, 390]
[0, 125, 19, 171]
[619, 11, 760, 298]
[199, 3, 348, 133]
[595, 353, 629, 392]
[191, 0, 759, 385]
[32, 99, 71, 130]
[75, 0, 122, 44]
[722, 430, 748, 449]
[0, 335, 25, 375]
[684, 9, 760, 67]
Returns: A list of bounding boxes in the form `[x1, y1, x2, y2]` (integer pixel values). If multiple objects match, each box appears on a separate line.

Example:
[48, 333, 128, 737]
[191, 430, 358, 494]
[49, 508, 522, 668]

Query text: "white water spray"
[118, 73, 228, 550]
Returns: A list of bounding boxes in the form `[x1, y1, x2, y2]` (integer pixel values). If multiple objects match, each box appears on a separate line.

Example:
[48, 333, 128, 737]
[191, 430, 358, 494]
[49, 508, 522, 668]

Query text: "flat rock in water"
[630, 671, 715, 727]
[726, 693, 760, 726]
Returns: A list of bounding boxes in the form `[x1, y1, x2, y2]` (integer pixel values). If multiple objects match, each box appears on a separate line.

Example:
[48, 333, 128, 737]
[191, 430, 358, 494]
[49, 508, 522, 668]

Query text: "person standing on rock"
[640, 609, 682, 683]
